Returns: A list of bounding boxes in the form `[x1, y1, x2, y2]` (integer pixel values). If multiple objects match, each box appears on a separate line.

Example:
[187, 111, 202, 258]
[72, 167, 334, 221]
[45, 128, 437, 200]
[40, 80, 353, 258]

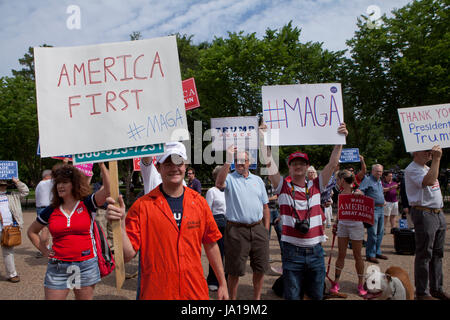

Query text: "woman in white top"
[330, 170, 367, 297]
[205, 165, 226, 291]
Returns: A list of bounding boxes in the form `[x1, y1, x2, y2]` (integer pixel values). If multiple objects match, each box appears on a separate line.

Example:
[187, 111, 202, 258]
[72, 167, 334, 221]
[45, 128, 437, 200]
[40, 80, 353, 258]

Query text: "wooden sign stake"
[108, 160, 125, 290]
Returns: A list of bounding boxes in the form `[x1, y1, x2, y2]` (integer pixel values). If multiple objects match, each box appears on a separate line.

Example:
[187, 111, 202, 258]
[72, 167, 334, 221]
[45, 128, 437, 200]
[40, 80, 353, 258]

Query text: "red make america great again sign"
[182, 78, 200, 110]
[338, 194, 375, 226]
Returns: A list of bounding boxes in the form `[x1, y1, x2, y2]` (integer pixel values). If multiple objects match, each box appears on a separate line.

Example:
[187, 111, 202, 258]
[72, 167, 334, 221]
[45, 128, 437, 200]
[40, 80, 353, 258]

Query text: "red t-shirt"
[37, 194, 98, 261]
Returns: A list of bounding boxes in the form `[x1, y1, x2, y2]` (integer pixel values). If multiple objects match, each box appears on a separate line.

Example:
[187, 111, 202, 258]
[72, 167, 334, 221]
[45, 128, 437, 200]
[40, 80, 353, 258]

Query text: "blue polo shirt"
[359, 175, 385, 205]
[224, 171, 269, 224]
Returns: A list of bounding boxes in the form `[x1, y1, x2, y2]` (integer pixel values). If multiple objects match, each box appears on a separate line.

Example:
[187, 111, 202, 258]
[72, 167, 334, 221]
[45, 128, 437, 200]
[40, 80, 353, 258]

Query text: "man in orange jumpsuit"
[106, 142, 228, 300]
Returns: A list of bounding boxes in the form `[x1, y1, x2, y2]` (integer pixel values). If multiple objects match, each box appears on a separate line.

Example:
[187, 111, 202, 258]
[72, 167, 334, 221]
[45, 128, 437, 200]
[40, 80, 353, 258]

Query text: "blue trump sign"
[230, 149, 258, 171]
[0, 161, 18, 180]
[339, 148, 360, 163]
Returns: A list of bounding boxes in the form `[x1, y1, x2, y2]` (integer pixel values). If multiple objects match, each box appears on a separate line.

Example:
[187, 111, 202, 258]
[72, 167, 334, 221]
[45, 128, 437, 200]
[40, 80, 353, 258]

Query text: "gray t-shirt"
[404, 161, 443, 209]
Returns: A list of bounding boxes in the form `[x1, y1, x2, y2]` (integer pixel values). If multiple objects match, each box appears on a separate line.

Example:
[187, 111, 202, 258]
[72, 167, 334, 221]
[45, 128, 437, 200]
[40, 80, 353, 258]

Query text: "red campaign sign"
[338, 194, 375, 225]
[51, 156, 73, 161]
[133, 158, 141, 171]
[133, 157, 156, 171]
[182, 78, 200, 110]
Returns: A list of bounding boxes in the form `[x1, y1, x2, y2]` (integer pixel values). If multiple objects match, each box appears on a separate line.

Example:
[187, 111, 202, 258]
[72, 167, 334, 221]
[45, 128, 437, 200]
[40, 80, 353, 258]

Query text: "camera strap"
[290, 181, 311, 221]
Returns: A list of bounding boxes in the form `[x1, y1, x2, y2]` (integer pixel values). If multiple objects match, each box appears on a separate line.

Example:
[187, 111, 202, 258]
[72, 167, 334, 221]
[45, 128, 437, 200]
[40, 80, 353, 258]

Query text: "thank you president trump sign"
[398, 103, 450, 152]
[262, 83, 345, 146]
[34, 36, 187, 157]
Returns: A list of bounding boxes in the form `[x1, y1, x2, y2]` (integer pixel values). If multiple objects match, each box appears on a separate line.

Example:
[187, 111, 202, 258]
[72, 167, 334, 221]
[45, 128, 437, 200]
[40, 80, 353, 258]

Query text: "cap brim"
[156, 153, 186, 164]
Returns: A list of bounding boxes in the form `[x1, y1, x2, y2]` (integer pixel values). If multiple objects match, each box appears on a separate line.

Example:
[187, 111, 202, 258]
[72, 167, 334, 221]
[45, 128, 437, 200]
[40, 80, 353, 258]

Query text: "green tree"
[344, 0, 450, 169]
[0, 76, 40, 185]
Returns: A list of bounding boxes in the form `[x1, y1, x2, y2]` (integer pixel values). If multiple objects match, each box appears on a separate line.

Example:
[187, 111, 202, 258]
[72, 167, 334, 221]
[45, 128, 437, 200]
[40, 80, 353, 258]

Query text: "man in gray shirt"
[405, 145, 449, 300]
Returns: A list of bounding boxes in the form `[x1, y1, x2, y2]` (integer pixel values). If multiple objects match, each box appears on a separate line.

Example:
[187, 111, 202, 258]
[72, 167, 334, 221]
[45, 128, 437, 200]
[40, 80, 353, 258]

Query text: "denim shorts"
[44, 257, 100, 290]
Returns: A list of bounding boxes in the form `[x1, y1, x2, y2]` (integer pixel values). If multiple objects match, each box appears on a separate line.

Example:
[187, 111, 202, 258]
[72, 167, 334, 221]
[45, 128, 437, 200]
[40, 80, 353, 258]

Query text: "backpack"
[272, 275, 284, 298]
[92, 220, 115, 278]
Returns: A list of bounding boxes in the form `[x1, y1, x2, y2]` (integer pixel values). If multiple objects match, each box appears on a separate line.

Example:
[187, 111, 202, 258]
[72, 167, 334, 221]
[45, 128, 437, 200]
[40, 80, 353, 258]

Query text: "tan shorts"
[384, 201, 399, 216]
[224, 222, 269, 276]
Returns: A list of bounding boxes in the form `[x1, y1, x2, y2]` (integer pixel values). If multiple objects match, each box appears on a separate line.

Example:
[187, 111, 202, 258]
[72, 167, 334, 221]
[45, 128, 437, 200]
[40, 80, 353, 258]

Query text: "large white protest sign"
[211, 116, 259, 151]
[35, 36, 187, 157]
[397, 103, 450, 152]
[262, 84, 345, 146]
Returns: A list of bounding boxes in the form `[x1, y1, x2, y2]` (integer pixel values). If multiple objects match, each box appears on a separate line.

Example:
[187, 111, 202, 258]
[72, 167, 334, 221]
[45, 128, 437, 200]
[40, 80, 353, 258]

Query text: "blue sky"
[0, 0, 412, 77]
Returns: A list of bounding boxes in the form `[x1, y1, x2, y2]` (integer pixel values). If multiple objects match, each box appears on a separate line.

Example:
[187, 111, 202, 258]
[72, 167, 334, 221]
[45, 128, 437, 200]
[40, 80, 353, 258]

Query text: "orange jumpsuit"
[126, 186, 222, 300]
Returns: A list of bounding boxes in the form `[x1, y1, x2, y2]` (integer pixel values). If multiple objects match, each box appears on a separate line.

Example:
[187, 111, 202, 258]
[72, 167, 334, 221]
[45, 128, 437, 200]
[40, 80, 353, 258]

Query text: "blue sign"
[0, 161, 18, 180]
[72, 144, 164, 164]
[339, 148, 360, 163]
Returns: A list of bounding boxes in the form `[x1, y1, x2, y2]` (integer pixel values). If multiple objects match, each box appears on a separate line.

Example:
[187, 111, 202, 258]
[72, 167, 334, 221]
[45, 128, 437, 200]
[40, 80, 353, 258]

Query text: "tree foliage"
[344, 0, 449, 169]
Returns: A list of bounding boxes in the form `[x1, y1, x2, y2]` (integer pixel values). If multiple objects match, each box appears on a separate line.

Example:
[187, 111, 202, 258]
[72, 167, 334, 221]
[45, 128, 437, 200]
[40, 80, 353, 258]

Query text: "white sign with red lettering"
[397, 103, 450, 152]
[34, 36, 187, 157]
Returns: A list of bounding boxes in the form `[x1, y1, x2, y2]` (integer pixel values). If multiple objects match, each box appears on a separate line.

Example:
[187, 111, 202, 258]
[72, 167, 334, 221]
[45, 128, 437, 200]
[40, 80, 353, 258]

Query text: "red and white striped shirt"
[275, 176, 326, 247]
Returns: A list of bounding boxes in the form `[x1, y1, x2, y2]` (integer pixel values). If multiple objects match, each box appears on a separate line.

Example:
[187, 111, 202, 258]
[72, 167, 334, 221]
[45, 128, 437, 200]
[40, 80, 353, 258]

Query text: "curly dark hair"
[51, 164, 91, 207]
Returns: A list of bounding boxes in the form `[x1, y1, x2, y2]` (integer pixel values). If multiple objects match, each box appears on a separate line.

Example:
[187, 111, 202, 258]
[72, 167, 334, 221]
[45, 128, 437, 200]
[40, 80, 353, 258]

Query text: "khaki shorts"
[337, 221, 365, 241]
[384, 201, 399, 216]
[224, 222, 269, 276]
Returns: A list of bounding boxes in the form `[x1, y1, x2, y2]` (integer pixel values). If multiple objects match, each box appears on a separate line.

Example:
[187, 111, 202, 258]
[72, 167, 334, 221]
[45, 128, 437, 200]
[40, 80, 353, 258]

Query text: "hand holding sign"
[225, 144, 237, 164]
[431, 145, 443, 160]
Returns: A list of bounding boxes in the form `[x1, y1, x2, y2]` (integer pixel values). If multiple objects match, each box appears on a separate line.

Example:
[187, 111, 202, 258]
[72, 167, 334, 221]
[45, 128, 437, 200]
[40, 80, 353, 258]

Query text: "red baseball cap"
[287, 151, 309, 165]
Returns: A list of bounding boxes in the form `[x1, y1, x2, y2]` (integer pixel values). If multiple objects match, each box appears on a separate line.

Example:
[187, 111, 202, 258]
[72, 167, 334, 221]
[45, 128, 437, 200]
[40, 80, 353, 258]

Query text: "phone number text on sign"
[73, 144, 164, 164]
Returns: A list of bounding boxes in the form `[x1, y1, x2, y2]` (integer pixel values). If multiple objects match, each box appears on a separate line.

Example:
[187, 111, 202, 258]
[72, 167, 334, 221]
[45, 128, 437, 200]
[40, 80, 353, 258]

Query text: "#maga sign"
[397, 103, 450, 152]
[262, 83, 345, 146]
[35, 36, 187, 158]
[338, 194, 374, 226]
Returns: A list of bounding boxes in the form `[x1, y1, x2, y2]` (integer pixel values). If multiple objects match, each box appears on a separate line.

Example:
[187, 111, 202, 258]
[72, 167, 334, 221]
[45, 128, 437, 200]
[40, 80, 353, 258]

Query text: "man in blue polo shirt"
[359, 164, 388, 264]
[216, 146, 270, 300]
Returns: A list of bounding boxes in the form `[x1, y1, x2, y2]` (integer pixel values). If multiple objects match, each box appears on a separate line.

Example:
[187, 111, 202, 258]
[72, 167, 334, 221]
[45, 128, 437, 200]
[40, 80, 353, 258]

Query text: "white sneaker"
[208, 285, 218, 292]
[270, 266, 282, 275]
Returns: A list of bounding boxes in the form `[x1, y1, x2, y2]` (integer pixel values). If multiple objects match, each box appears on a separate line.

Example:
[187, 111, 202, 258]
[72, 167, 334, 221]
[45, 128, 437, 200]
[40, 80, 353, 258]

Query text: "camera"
[294, 218, 310, 234]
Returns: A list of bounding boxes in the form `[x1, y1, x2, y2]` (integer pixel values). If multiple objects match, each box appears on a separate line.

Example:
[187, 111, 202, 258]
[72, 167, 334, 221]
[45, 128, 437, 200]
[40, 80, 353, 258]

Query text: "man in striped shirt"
[260, 123, 348, 300]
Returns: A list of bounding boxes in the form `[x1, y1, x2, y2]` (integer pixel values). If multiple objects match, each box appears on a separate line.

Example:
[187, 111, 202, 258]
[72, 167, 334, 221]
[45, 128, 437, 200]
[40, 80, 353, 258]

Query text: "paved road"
[1, 209, 449, 300]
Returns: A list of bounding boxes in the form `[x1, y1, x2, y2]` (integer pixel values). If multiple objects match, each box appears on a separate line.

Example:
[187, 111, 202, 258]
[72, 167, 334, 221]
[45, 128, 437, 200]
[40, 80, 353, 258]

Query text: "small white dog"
[364, 266, 414, 300]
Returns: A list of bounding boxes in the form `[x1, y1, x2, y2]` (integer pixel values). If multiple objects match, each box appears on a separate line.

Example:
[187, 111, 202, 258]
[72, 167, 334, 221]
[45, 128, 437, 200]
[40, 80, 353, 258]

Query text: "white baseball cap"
[156, 142, 188, 164]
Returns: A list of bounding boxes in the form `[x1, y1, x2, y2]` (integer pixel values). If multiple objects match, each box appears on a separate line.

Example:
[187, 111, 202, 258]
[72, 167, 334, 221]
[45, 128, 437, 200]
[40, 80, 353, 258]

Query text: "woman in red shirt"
[28, 163, 109, 300]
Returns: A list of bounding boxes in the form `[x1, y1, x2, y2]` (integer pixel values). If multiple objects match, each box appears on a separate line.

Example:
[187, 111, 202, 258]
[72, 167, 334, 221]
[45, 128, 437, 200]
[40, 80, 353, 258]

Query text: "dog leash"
[326, 233, 336, 283]
[325, 233, 365, 279]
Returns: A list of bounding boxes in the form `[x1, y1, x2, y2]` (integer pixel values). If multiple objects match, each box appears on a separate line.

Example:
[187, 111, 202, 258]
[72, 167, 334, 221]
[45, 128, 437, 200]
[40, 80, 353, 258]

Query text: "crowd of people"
[0, 123, 448, 301]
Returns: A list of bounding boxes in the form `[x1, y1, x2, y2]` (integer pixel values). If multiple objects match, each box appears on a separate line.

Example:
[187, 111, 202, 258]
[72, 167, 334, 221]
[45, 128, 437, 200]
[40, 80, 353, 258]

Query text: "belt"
[49, 258, 83, 264]
[412, 206, 441, 214]
[375, 204, 384, 207]
[227, 219, 262, 228]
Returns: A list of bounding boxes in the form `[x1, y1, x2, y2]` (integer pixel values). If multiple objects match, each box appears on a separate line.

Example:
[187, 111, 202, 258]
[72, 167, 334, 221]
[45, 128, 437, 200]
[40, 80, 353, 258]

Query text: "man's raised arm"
[320, 123, 348, 189]
[259, 124, 282, 190]
[215, 145, 234, 191]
